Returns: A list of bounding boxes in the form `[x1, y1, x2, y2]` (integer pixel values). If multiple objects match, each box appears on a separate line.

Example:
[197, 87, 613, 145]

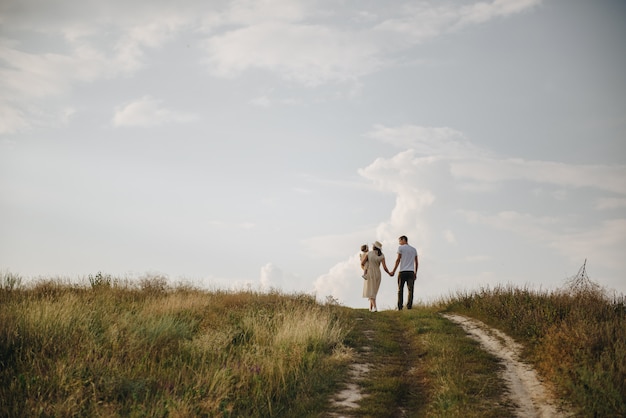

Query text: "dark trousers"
[397, 271, 415, 310]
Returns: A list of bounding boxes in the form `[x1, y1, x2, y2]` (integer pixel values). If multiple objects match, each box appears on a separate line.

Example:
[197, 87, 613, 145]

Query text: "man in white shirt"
[390, 235, 419, 310]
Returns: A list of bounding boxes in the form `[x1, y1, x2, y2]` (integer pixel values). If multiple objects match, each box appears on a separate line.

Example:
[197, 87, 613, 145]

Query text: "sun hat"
[373, 241, 383, 249]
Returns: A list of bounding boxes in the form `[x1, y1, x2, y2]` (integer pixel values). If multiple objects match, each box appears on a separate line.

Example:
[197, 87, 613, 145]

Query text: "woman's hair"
[374, 247, 382, 256]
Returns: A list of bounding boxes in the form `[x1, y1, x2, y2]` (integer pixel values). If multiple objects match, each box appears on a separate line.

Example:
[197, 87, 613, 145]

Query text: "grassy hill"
[1, 272, 624, 417]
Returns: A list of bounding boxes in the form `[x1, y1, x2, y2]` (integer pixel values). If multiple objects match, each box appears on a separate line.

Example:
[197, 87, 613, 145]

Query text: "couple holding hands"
[360, 235, 419, 312]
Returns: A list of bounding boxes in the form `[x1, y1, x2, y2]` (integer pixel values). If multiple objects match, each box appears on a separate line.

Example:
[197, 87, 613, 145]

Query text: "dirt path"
[442, 314, 570, 418]
[328, 316, 372, 417]
[327, 311, 570, 417]
[327, 312, 424, 417]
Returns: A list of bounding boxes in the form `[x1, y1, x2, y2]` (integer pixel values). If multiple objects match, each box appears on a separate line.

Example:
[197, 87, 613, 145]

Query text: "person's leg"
[406, 278, 415, 309]
[397, 275, 404, 310]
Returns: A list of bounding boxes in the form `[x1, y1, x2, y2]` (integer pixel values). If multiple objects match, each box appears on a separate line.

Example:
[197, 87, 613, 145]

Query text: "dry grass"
[0, 275, 351, 417]
[3, 271, 623, 417]
[443, 282, 626, 417]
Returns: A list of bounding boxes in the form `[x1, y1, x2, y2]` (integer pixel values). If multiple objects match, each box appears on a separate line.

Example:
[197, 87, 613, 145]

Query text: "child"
[360, 244, 369, 280]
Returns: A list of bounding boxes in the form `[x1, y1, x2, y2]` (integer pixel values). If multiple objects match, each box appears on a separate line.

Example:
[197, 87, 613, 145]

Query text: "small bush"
[139, 274, 168, 293]
[1, 271, 22, 291]
[88, 271, 112, 289]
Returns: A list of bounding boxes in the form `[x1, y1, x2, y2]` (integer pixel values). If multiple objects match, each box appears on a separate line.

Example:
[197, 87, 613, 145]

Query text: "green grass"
[443, 283, 626, 417]
[0, 277, 351, 417]
[1, 272, 624, 417]
[344, 308, 513, 417]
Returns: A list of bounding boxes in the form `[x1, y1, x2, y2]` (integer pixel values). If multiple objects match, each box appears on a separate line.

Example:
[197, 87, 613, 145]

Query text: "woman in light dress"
[361, 241, 391, 312]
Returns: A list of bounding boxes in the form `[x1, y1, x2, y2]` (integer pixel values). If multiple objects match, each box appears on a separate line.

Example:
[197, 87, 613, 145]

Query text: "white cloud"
[249, 94, 302, 107]
[204, 22, 382, 86]
[461, 210, 626, 271]
[374, 0, 541, 44]
[313, 255, 363, 305]
[260, 262, 302, 292]
[0, 0, 543, 133]
[354, 10, 379, 24]
[367, 124, 486, 157]
[112, 17, 190, 73]
[366, 124, 626, 195]
[206, 0, 311, 27]
[451, 159, 626, 194]
[0, 43, 74, 99]
[374, 3, 460, 44]
[112, 96, 196, 127]
[260, 262, 283, 289]
[0, 5, 193, 131]
[0, 103, 28, 134]
[202, 0, 541, 85]
[456, 3, 499, 26]
[550, 219, 626, 271]
[459, 210, 562, 242]
[456, 0, 541, 27]
[0, 28, 170, 101]
[314, 122, 626, 305]
[596, 197, 626, 210]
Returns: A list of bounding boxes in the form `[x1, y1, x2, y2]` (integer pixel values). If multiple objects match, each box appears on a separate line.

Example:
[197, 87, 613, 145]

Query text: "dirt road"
[443, 314, 569, 418]
[328, 311, 570, 417]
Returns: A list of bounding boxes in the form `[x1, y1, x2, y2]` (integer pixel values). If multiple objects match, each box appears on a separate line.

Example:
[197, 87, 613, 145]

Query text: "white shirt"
[398, 244, 418, 272]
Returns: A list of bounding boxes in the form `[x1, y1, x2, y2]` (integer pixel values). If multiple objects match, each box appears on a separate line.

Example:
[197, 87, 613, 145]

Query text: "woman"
[361, 241, 391, 312]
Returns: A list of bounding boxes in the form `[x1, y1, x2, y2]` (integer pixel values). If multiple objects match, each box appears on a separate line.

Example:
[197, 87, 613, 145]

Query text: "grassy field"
[1, 272, 624, 417]
[343, 308, 514, 417]
[0, 275, 351, 417]
[444, 282, 626, 417]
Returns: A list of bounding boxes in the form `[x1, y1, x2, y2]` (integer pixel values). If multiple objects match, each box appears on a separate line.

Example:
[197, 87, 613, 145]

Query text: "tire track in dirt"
[443, 314, 571, 418]
[327, 313, 419, 418]
[328, 316, 372, 417]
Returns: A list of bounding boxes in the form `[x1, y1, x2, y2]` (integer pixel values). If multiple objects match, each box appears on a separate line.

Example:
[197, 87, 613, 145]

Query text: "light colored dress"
[363, 250, 384, 299]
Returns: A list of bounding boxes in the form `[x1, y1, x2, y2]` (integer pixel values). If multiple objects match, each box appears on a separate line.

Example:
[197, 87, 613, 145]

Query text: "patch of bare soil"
[443, 314, 572, 418]
[327, 318, 372, 417]
[329, 363, 370, 412]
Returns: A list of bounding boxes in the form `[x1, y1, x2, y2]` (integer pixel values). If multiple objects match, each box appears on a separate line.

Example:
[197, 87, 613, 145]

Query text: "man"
[390, 235, 419, 310]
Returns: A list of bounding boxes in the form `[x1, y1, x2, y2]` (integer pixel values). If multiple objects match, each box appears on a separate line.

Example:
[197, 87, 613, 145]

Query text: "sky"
[1, 0, 625, 309]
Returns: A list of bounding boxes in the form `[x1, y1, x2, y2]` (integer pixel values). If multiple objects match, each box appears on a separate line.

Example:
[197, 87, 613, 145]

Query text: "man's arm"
[391, 253, 401, 276]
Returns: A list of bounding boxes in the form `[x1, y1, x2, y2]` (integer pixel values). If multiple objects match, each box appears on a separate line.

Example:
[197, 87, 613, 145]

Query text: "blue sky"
[1, 0, 625, 309]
